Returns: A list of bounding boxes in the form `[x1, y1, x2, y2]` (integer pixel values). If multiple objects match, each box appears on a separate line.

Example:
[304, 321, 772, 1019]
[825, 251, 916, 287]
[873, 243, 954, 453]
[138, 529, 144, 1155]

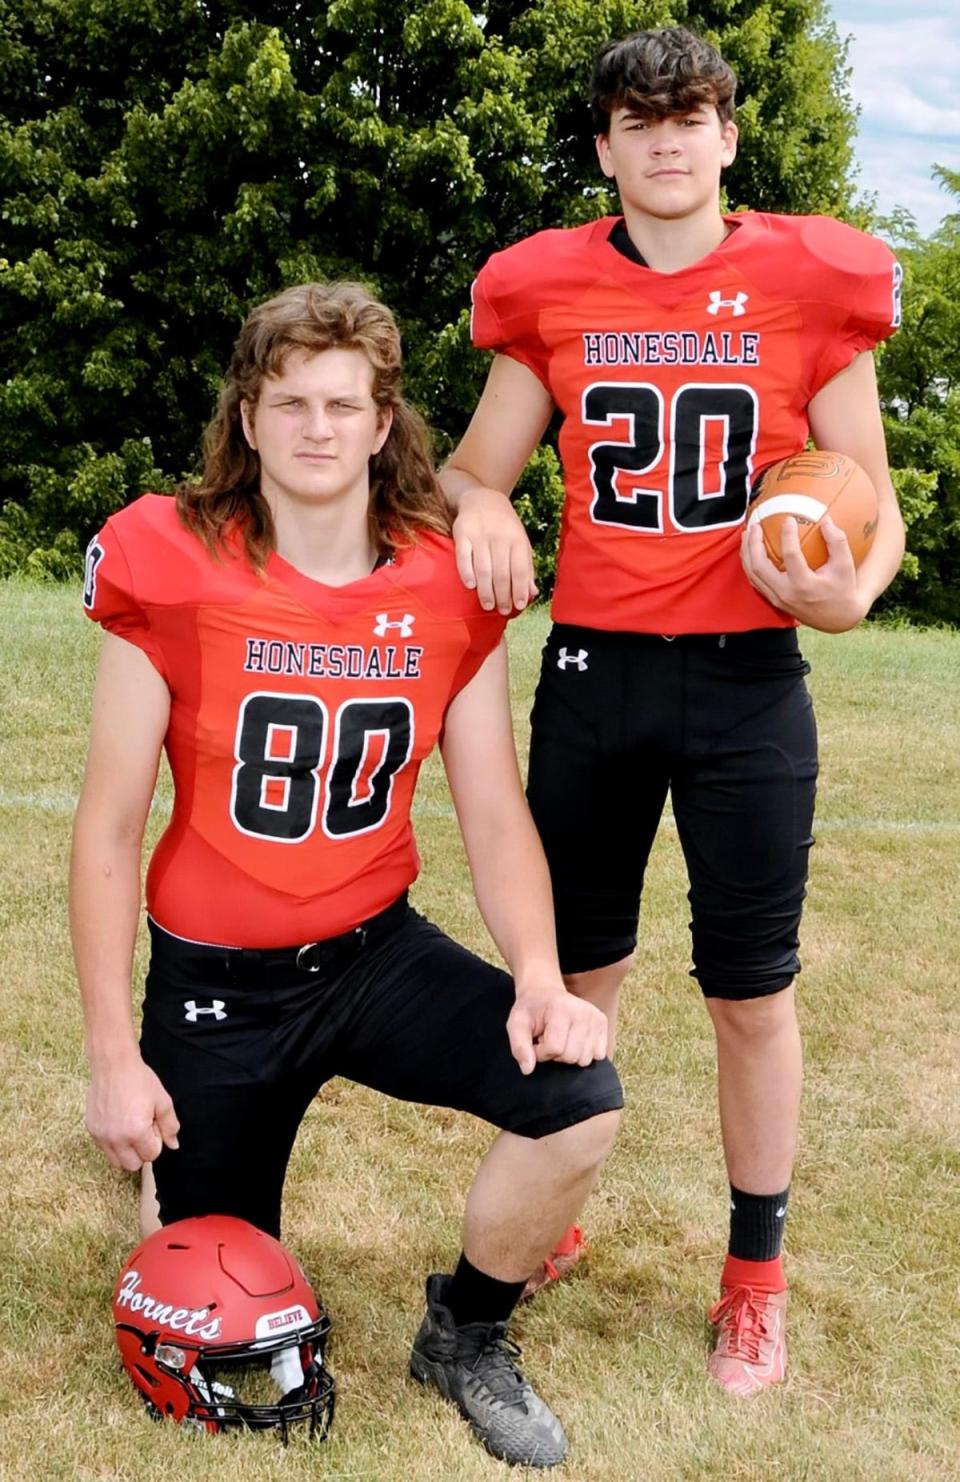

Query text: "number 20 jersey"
[471, 211, 901, 633]
[84, 495, 506, 947]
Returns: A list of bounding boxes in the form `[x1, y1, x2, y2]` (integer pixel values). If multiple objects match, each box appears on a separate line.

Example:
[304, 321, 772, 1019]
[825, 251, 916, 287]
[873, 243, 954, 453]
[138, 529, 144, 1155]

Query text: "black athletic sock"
[445, 1252, 527, 1328]
[728, 1185, 790, 1262]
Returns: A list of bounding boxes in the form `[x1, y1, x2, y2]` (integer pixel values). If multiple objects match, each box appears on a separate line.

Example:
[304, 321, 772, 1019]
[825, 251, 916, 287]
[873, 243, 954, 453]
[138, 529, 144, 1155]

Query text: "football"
[747, 451, 878, 570]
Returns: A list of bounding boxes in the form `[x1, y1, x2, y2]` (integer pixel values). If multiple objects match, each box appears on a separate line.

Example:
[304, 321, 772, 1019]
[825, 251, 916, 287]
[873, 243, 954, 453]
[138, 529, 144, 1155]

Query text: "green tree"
[876, 170, 960, 626]
[1, 1, 859, 581]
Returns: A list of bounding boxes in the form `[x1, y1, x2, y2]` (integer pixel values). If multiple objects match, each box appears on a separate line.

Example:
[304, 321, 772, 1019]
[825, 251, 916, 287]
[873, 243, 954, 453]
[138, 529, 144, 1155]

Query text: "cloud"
[851, 135, 954, 227]
[836, 0, 955, 18]
[834, 8, 959, 230]
[840, 18, 960, 135]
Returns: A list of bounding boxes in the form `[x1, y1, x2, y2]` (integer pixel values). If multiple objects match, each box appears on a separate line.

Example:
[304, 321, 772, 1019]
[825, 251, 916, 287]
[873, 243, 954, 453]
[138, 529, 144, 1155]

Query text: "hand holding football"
[747, 451, 878, 570]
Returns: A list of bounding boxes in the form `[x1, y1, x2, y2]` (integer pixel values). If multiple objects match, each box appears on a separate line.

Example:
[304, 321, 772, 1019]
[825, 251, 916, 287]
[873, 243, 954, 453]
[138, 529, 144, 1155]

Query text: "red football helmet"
[113, 1215, 334, 1439]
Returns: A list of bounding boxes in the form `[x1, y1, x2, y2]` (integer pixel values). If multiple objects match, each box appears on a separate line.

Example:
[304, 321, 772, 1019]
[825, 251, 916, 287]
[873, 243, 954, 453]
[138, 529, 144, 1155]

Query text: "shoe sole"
[409, 1352, 566, 1468]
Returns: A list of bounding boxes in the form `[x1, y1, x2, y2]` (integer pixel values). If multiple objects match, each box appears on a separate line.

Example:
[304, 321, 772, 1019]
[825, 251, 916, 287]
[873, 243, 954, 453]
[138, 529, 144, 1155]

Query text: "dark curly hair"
[590, 26, 737, 134]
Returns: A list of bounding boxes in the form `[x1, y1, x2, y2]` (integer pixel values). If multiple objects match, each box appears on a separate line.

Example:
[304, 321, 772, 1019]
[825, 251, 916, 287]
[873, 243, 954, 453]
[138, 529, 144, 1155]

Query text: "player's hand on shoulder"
[741, 514, 870, 633]
[452, 486, 538, 616]
[507, 986, 608, 1075]
[86, 1052, 180, 1173]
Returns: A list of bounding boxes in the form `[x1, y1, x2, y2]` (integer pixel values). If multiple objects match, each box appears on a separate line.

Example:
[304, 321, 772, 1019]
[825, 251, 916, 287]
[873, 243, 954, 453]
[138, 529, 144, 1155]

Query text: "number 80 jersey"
[471, 211, 900, 633]
[84, 496, 506, 947]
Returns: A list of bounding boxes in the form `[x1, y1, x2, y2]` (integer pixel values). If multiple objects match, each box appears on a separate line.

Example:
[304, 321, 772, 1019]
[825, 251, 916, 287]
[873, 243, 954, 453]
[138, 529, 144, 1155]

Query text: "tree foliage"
[875, 171, 960, 626]
[0, 0, 875, 590]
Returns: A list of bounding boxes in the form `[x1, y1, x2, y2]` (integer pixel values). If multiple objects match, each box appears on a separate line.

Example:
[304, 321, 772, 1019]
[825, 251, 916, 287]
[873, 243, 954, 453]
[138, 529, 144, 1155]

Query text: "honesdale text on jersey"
[243, 636, 425, 681]
[582, 329, 760, 368]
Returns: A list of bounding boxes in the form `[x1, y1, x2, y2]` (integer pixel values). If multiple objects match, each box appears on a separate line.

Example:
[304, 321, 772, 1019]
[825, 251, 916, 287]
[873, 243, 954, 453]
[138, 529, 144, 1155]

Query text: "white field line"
[0, 791, 168, 813]
[658, 814, 960, 835]
[2, 791, 958, 835]
[1, 792, 79, 812]
[417, 802, 957, 833]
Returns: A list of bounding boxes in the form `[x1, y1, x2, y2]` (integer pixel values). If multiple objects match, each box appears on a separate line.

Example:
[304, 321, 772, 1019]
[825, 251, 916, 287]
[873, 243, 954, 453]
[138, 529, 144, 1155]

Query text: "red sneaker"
[707, 1284, 788, 1396]
[521, 1225, 586, 1301]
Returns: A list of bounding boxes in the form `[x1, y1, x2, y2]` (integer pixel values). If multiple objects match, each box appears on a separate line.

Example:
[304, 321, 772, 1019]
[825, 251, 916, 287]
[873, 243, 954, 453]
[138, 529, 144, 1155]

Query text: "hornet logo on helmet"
[116, 1271, 223, 1339]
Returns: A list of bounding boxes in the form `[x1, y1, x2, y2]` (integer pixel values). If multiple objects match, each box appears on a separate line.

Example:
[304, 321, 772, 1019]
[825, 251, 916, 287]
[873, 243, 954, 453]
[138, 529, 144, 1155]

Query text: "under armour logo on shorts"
[373, 612, 415, 637]
[706, 290, 748, 317]
[183, 999, 227, 1022]
[557, 647, 588, 672]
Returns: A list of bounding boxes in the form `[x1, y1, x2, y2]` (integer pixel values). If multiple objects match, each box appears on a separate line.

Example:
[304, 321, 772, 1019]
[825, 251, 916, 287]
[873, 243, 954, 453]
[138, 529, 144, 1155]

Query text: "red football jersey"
[84, 496, 506, 946]
[472, 212, 901, 633]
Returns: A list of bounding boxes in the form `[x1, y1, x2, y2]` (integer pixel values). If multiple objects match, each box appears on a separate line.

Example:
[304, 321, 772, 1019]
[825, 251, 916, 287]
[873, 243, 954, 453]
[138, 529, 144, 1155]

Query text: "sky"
[833, 0, 959, 233]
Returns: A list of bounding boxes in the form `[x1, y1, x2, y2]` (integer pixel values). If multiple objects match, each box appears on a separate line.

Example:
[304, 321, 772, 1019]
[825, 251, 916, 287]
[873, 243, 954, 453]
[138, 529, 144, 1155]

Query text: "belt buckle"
[296, 926, 367, 973]
[296, 942, 322, 973]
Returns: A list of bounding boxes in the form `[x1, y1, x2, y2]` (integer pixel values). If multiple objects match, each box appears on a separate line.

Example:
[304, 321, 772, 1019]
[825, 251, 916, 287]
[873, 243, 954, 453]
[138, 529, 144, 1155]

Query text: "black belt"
[551, 623, 799, 652]
[149, 892, 410, 977]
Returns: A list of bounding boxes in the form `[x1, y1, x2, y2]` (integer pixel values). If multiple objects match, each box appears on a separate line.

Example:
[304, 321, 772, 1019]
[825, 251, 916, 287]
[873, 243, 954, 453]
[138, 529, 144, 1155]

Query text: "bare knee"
[544, 1107, 621, 1179]
[707, 983, 797, 1049]
[564, 953, 634, 1014]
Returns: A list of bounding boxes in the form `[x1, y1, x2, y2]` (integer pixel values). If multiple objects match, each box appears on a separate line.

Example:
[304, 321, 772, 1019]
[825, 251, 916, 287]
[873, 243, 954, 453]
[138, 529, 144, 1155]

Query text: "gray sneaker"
[410, 1274, 567, 1468]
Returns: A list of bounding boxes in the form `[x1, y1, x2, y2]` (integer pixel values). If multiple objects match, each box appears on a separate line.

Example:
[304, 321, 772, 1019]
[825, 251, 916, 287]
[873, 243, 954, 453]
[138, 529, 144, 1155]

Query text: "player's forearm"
[439, 353, 554, 514]
[459, 803, 564, 993]
[70, 807, 144, 1066]
[856, 486, 905, 610]
[439, 462, 511, 512]
[442, 644, 560, 980]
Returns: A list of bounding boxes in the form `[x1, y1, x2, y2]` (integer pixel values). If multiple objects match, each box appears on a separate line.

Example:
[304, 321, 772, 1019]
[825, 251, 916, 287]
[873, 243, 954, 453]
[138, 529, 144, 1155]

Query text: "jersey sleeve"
[448, 609, 509, 700]
[799, 217, 902, 396]
[470, 239, 554, 387]
[82, 510, 168, 679]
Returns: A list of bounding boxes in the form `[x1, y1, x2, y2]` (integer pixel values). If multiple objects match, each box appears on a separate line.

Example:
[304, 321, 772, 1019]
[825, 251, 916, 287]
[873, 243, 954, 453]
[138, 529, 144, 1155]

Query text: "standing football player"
[71, 281, 623, 1467]
[441, 27, 904, 1394]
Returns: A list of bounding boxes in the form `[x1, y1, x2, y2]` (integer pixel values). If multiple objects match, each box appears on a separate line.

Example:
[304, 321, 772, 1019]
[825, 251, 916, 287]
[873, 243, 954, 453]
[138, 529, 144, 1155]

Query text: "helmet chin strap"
[270, 1345, 306, 1395]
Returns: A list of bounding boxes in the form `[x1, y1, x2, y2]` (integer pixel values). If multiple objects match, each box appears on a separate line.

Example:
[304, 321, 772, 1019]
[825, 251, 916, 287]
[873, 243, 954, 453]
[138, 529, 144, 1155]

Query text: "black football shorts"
[526, 624, 818, 999]
[142, 897, 623, 1236]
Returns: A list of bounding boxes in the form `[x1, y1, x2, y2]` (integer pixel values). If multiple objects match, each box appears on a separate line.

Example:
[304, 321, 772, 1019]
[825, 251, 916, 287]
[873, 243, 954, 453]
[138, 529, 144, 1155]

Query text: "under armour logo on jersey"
[184, 999, 227, 1022]
[557, 647, 589, 672]
[373, 612, 415, 637]
[706, 290, 748, 317]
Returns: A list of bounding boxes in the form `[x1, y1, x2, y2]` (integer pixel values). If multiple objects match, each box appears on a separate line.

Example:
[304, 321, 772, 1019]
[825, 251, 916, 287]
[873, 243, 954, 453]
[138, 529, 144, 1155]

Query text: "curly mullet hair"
[176, 281, 450, 570]
[590, 26, 737, 134]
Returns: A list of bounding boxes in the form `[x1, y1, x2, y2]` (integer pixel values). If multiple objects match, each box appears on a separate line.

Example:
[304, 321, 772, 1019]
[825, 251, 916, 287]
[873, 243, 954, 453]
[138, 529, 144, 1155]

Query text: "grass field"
[0, 583, 958, 1481]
